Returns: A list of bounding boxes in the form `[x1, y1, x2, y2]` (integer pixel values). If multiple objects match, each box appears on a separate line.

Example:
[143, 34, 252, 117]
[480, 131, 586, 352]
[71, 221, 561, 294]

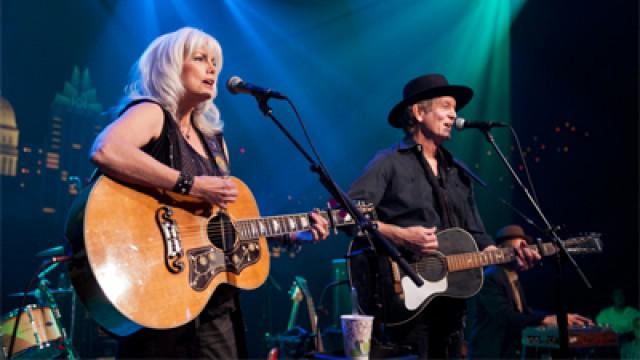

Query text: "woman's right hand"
[191, 176, 238, 208]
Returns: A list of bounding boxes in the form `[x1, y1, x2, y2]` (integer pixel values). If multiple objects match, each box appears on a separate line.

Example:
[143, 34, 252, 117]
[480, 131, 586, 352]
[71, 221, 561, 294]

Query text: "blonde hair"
[122, 27, 224, 135]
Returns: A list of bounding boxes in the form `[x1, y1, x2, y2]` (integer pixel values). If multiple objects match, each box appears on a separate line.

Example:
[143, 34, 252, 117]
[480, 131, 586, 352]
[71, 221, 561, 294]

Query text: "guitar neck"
[304, 296, 319, 335]
[446, 243, 558, 272]
[236, 210, 354, 240]
[287, 301, 301, 331]
[295, 276, 325, 352]
[306, 297, 325, 352]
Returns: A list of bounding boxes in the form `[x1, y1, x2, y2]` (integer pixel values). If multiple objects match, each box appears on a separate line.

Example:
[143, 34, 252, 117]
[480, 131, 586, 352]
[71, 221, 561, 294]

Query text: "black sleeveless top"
[120, 99, 237, 316]
[120, 98, 229, 177]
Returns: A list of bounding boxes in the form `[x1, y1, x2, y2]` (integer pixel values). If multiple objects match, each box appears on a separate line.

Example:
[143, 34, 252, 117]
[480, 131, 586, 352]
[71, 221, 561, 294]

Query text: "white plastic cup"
[341, 314, 374, 360]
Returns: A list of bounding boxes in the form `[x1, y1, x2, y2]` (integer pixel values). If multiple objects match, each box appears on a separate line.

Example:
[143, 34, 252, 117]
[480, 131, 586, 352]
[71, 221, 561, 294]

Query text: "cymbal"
[35, 245, 65, 257]
[9, 288, 73, 297]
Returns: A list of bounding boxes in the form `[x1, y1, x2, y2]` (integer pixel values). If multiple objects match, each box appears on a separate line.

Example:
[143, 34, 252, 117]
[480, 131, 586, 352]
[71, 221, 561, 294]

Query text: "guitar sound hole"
[417, 255, 447, 282]
[207, 212, 237, 253]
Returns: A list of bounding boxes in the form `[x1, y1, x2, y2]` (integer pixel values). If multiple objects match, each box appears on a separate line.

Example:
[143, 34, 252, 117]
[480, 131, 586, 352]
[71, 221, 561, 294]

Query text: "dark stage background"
[1, 0, 637, 358]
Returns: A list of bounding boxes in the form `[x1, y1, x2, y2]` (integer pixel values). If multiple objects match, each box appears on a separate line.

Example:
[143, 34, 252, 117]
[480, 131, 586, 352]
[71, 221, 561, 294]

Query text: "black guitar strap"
[201, 131, 230, 176]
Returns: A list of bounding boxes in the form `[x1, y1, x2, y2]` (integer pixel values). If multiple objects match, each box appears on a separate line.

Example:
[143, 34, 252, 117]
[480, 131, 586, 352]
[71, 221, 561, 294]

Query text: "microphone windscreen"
[226, 76, 243, 94]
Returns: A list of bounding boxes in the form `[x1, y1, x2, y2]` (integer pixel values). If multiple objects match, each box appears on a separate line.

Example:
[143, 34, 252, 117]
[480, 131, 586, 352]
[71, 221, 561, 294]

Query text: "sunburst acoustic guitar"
[64, 175, 373, 336]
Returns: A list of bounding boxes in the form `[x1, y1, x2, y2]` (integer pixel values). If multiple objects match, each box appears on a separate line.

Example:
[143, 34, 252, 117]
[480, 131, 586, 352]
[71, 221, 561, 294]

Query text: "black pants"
[375, 298, 466, 359]
[116, 288, 247, 359]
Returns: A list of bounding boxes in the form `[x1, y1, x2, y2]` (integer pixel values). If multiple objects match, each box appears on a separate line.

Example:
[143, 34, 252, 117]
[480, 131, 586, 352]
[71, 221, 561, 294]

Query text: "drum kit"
[2, 246, 78, 359]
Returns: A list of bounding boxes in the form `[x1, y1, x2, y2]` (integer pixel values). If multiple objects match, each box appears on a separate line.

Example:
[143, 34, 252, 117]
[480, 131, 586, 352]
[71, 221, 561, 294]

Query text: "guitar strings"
[178, 225, 309, 235]
[169, 224, 304, 241]
[170, 220, 312, 238]
[156, 209, 352, 235]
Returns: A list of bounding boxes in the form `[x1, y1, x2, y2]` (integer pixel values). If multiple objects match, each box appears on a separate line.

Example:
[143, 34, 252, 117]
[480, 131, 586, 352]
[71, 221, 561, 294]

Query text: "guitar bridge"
[187, 246, 225, 291]
[185, 242, 262, 291]
[156, 206, 184, 273]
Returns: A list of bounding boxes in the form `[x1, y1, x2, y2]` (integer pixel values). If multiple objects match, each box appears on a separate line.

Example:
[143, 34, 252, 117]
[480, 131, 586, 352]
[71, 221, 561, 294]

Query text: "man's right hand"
[191, 176, 238, 208]
[374, 222, 439, 254]
[402, 226, 439, 254]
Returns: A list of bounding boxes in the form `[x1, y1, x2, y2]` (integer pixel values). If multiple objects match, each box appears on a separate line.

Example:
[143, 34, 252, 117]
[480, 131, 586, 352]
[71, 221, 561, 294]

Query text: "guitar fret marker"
[236, 222, 242, 239]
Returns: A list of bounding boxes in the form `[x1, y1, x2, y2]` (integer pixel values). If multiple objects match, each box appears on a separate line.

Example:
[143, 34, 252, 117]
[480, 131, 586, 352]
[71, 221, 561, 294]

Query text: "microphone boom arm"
[252, 96, 424, 288]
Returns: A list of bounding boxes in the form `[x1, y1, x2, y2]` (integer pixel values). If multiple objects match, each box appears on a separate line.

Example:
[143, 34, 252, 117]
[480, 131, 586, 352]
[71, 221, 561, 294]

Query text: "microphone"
[49, 255, 72, 263]
[226, 76, 287, 100]
[454, 117, 508, 131]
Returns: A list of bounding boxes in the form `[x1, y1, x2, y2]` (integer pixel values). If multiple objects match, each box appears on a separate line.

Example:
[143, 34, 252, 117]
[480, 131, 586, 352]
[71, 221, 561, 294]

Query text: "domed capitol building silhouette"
[0, 97, 19, 176]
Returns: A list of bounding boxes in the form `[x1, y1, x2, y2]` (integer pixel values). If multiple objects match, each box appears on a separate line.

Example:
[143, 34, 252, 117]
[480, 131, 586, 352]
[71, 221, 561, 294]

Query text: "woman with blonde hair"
[91, 26, 328, 359]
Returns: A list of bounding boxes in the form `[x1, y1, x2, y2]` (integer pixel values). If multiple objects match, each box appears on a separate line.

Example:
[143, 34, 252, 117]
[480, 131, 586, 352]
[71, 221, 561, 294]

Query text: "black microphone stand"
[480, 128, 591, 357]
[254, 96, 424, 289]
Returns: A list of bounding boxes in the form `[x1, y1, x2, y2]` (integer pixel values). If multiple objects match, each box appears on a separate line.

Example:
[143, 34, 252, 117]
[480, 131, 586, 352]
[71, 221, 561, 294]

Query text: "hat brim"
[388, 85, 473, 128]
[495, 234, 534, 245]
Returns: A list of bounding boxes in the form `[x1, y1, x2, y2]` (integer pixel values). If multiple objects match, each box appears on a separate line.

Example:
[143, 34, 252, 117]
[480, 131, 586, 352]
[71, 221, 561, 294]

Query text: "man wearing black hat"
[466, 225, 593, 359]
[348, 74, 539, 358]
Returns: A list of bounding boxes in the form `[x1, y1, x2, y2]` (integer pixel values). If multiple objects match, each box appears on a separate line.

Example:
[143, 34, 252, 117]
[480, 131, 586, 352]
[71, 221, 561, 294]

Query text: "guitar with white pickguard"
[348, 227, 602, 326]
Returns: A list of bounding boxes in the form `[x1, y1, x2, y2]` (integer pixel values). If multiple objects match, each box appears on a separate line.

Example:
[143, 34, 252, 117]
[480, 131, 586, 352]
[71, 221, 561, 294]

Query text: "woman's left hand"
[290, 210, 330, 243]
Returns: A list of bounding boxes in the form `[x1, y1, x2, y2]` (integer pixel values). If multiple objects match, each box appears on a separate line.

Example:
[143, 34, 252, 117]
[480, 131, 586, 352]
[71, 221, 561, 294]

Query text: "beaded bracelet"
[173, 171, 194, 195]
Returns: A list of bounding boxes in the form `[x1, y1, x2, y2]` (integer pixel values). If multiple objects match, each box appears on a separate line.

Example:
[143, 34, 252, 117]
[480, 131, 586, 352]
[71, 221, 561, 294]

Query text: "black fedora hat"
[388, 74, 473, 128]
[494, 225, 533, 245]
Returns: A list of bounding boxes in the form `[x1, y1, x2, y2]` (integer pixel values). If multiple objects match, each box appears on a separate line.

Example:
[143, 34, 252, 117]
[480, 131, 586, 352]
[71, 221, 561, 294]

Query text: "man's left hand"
[513, 241, 541, 271]
[483, 242, 541, 271]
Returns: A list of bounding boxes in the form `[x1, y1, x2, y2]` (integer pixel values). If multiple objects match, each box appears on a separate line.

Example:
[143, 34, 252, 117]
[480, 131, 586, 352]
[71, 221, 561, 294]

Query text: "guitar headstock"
[565, 233, 603, 254]
[326, 199, 378, 229]
[294, 276, 312, 300]
[289, 282, 303, 304]
[354, 200, 378, 221]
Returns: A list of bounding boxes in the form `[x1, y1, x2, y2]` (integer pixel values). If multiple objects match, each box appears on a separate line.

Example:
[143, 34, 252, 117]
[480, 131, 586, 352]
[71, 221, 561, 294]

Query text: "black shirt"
[348, 136, 494, 251]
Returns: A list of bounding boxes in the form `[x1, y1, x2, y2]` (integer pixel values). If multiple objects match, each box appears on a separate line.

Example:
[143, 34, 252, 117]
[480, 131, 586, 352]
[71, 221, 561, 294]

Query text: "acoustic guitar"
[348, 227, 602, 326]
[64, 175, 372, 336]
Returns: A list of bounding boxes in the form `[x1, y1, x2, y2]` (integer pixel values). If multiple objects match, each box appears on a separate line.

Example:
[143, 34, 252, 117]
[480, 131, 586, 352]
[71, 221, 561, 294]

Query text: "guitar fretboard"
[446, 242, 559, 272]
[235, 211, 355, 240]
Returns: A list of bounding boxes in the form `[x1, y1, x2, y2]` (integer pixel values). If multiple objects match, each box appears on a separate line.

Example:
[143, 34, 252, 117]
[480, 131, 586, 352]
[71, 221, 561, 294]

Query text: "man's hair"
[401, 98, 433, 135]
[119, 27, 224, 135]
